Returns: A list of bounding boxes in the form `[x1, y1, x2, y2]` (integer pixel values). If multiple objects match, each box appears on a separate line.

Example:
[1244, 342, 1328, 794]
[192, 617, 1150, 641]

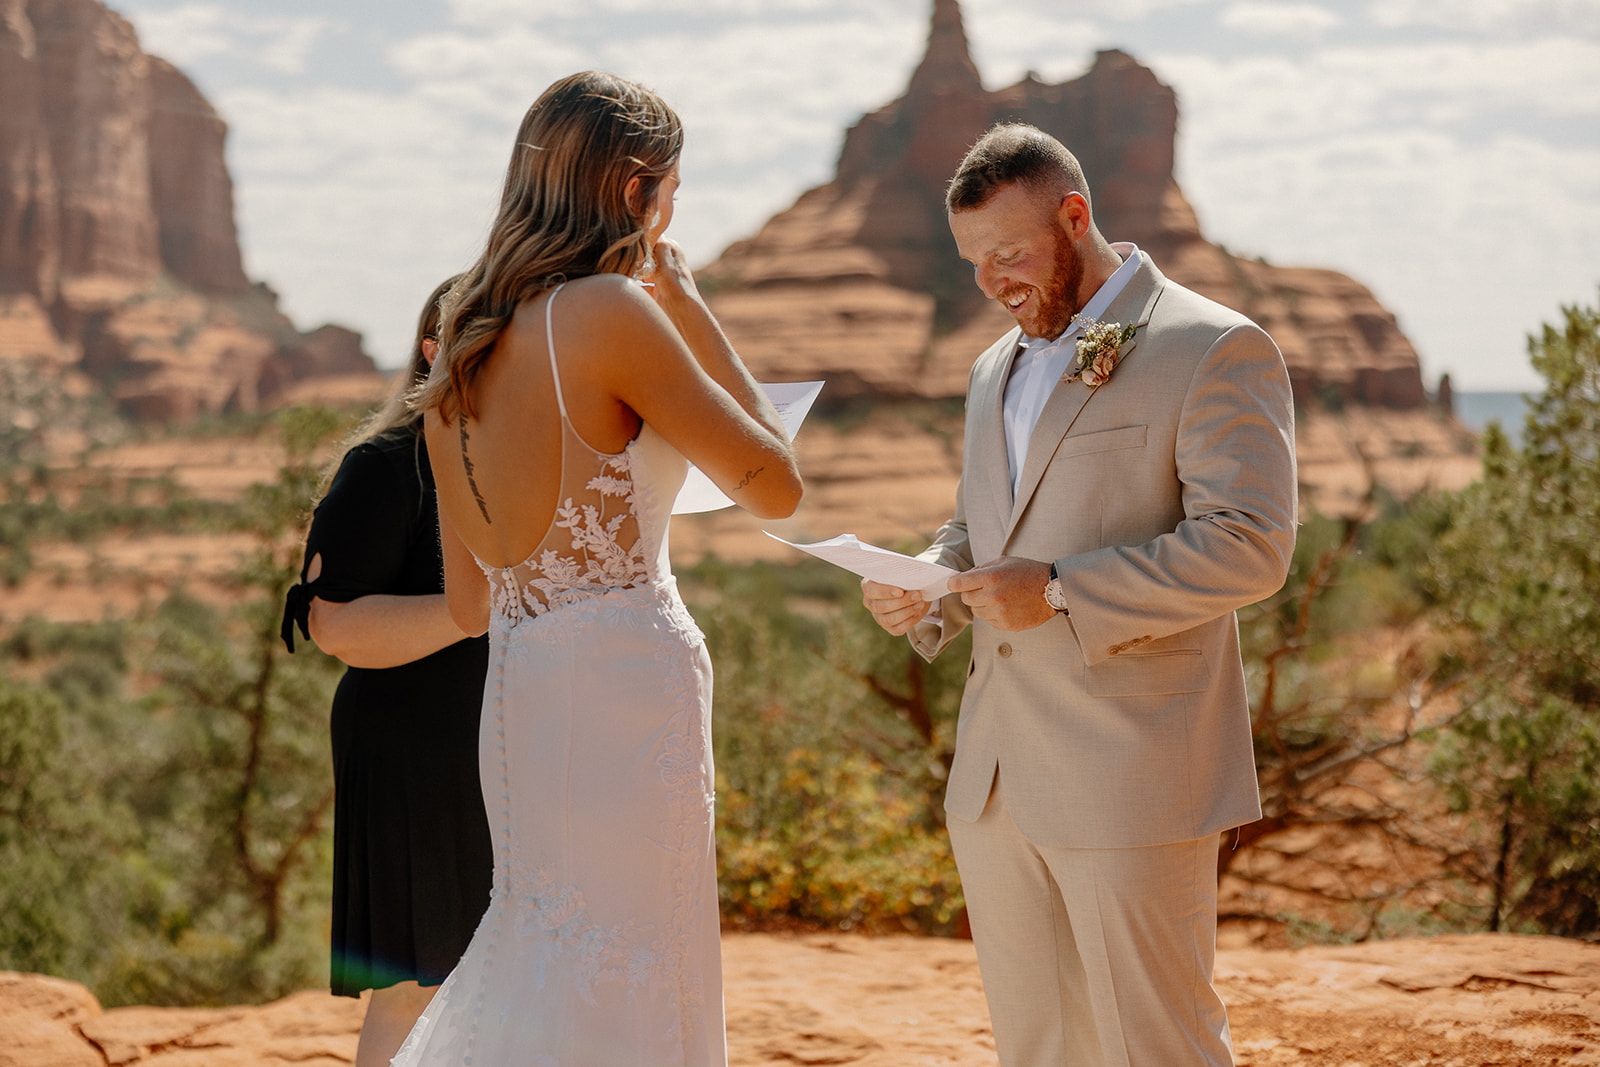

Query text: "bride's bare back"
[425, 250, 801, 633]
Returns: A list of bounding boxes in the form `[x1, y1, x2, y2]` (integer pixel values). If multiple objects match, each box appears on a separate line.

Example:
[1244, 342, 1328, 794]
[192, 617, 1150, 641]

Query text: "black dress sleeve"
[281, 440, 419, 652]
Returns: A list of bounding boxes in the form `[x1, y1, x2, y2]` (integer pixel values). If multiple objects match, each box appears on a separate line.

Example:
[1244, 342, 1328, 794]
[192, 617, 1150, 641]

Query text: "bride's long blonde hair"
[414, 71, 684, 424]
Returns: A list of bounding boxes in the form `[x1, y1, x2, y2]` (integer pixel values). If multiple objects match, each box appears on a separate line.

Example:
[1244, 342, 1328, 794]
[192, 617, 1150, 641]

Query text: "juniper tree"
[1425, 291, 1600, 936]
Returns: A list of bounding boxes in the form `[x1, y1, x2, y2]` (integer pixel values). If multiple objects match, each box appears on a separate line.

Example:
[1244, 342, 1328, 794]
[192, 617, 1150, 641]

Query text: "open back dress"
[391, 284, 726, 1066]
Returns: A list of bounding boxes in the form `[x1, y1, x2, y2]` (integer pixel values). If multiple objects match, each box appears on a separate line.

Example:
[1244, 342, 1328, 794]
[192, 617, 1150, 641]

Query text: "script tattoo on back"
[459, 420, 492, 524]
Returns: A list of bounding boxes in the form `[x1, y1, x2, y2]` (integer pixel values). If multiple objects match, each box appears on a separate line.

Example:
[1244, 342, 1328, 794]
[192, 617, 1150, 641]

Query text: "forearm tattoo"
[460, 420, 493, 524]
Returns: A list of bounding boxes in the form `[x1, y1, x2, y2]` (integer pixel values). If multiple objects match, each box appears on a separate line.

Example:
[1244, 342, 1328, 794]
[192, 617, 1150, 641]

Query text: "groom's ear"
[1056, 191, 1092, 241]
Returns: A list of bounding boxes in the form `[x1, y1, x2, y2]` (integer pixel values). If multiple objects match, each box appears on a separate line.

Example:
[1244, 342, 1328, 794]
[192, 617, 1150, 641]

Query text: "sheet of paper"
[763, 532, 957, 600]
[672, 380, 826, 515]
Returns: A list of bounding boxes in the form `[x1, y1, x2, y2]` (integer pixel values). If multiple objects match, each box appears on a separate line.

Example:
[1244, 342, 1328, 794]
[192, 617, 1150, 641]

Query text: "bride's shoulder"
[557, 272, 650, 306]
[508, 274, 652, 336]
[550, 274, 669, 339]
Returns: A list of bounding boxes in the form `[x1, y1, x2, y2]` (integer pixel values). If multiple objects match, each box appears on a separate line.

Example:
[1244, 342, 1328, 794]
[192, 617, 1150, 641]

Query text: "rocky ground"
[3, 932, 1596, 1066]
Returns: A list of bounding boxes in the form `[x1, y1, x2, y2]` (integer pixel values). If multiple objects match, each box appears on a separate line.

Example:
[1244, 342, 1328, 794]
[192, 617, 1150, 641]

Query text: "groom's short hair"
[946, 123, 1090, 214]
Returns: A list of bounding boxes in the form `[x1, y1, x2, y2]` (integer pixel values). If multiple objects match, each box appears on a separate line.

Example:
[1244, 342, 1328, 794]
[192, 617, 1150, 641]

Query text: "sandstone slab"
[4, 933, 1598, 1066]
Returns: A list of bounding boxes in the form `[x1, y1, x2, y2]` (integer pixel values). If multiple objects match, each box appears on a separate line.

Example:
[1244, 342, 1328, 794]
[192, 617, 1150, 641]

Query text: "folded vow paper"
[763, 532, 956, 600]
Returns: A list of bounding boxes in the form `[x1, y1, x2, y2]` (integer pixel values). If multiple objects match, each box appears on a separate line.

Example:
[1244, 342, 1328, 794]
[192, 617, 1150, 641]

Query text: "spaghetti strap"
[544, 283, 568, 419]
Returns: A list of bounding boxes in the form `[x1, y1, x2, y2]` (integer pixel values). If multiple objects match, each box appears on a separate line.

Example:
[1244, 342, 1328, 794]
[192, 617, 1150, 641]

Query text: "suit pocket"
[1054, 424, 1147, 461]
[1084, 649, 1209, 697]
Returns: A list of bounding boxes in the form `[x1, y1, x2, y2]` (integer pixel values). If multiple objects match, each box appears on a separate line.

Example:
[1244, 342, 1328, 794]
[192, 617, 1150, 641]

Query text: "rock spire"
[704, 0, 1434, 414]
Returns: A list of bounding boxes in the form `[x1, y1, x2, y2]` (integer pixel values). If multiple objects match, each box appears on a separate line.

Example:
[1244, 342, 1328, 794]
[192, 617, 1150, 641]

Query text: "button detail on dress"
[997, 643, 1014, 658]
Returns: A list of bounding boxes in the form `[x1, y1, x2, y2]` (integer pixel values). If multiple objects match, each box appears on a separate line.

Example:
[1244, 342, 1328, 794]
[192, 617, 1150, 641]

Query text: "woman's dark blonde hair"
[415, 71, 684, 424]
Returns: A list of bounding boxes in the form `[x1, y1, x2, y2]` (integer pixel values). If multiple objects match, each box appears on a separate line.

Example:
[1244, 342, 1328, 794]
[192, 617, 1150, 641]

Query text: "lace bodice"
[473, 283, 686, 625]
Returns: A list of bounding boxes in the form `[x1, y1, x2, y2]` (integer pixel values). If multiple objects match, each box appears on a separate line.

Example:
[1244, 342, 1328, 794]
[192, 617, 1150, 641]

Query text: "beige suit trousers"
[946, 775, 1233, 1067]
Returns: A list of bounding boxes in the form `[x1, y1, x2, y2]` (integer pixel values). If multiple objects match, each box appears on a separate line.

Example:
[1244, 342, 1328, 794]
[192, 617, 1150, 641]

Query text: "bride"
[394, 71, 802, 1065]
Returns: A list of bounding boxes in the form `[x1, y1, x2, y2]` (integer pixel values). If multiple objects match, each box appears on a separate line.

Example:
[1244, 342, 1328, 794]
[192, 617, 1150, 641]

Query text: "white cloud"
[254, 17, 340, 75]
[960, 9, 1109, 89]
[1370, 0, 1600, 37]
[1220, 2, 1341, 39]
[129, 3, 341, 75]
[1171, 118, 1599, 387]
[191, 4, 930, 364]
[1160, 38, 1600, 142]
[980, 0, 1212, 18]
[118, 0, 1600, 389]
[126, 2, 234, 64]
[446, 0, 818, 22]
[215, 84, 506, 359]
[1149, 35, 1600, 387]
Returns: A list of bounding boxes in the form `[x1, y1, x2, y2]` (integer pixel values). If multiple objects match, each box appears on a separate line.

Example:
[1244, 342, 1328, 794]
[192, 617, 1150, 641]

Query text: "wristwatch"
[1043, 562, 1070, 615]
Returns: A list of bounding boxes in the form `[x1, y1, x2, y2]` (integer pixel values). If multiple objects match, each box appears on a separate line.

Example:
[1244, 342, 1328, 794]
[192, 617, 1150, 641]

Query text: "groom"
[863, 124, 1297, 1065]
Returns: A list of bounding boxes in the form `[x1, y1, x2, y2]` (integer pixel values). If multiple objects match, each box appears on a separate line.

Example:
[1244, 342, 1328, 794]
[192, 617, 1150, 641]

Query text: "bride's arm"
[580, 269, 802, 519]
[646, 240, 789, 447]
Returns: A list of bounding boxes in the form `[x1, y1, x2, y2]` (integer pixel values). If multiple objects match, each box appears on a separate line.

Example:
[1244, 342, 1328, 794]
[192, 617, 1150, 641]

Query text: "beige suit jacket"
[912, 253, 1297, 850]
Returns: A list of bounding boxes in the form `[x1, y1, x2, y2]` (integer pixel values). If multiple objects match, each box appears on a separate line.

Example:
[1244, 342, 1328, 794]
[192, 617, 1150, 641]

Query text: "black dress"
[281, 425, 492, 996]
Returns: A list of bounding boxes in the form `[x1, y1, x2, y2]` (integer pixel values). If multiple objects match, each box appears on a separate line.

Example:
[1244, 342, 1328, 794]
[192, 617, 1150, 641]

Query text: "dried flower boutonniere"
[1064, 319, 1138, 388]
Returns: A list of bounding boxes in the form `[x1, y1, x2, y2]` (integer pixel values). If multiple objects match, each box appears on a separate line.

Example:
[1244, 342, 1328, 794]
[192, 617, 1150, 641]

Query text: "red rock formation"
[147, 56, 251, 292]
[0, 0, 378, 422]
[2, 0, 247, 294]
[705, 0, 1434, 415]
[11, 0, 161, 288]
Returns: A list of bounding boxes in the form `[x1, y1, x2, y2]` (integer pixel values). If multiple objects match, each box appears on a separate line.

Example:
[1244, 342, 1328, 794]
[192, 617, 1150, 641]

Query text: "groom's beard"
[1028, 232, 1086, 341]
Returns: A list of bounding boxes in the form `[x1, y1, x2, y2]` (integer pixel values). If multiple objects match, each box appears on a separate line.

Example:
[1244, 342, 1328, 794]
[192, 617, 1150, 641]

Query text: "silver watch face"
[1044, 578, 1069, 611]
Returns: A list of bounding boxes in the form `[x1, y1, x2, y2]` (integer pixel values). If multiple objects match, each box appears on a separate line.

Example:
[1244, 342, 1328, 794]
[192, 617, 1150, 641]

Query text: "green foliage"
[1238, 501, 1440, 768]
[718, 748, 963, 931]
[0, 465, 238, 588]
[0, 408, 347, 1005]
[684, 558, 969, 933]
[1227, 492, 1480, 941]
[0, 671, 139, 985]
[1424, 292, 1600, 937]
[117, 583, 342, 1006]
[109, 408, 347, 1003]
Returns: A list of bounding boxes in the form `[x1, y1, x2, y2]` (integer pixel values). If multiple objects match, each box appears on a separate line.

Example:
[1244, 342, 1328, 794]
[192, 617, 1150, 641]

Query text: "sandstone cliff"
[694, 0, 1476, 527]
[0, 0, 379, 426]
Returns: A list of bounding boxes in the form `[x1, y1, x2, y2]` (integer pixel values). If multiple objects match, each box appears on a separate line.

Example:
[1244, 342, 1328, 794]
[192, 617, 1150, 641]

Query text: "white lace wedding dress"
[392, 286, 725, 1066]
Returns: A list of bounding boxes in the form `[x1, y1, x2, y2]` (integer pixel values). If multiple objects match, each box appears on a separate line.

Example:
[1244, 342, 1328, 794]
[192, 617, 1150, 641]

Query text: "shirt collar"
[1019, 242, 1142, 351]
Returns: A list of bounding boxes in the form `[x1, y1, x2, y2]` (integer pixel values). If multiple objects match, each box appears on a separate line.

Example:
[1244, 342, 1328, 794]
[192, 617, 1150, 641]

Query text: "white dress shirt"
[1002, 243, 1143, 497]
[917, 242, 1144, 619]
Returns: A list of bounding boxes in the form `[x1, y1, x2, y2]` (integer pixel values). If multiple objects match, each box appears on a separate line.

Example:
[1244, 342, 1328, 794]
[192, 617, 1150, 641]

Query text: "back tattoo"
[459, 419, 492, 524]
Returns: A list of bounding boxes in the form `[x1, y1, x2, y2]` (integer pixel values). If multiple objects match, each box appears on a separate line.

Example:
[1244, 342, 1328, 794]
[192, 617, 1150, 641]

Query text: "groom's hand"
[948, 556, 1054, 632]
[861, 579, 929, 636]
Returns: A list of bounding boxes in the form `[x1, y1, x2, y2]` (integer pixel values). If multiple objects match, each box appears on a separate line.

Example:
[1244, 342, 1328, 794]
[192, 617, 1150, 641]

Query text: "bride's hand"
[644, 239, 703, 318]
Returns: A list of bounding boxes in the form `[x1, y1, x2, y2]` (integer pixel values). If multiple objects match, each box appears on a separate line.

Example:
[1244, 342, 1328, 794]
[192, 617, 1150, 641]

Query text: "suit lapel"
[1002, 256, 1168, 546]
[972, 329, 1021, 526]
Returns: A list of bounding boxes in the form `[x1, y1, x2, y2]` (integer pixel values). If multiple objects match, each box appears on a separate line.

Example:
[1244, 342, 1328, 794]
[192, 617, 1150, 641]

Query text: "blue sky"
[115, 0, 1600, 389]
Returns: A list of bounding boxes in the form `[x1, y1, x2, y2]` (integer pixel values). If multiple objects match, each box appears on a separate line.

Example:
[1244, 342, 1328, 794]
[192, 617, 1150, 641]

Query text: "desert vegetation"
[1, 296, 1596, 1007]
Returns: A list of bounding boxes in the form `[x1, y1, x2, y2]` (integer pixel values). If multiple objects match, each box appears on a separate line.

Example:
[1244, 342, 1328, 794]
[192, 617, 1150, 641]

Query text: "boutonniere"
[1064, 319, 1138, 388]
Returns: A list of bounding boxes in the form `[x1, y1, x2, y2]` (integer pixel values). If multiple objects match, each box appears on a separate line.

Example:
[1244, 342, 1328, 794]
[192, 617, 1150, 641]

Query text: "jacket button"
[997, 643, 1013, 658]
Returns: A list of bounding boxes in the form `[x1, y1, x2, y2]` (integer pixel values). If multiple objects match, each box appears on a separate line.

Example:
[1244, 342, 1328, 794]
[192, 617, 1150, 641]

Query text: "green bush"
[686, 558, 969, 934]
[0, 409, 347, 1005]
[719, 748, 962, 931]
